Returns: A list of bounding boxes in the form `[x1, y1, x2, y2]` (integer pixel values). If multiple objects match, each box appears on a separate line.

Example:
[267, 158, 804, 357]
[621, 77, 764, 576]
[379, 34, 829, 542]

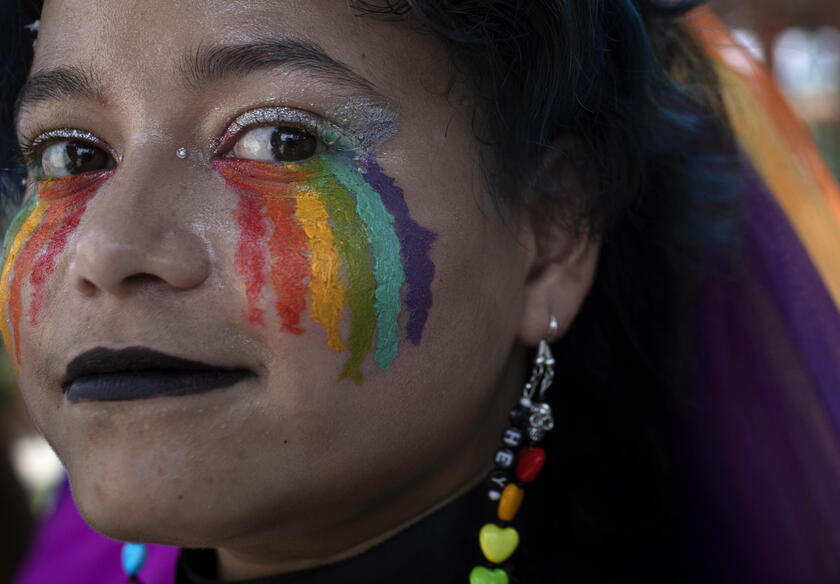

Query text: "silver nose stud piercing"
[176, 146, 188, 159]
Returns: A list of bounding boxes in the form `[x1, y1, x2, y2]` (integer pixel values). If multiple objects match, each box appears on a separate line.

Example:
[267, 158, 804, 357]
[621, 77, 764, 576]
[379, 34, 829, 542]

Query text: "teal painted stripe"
[331, 158, 405, 370]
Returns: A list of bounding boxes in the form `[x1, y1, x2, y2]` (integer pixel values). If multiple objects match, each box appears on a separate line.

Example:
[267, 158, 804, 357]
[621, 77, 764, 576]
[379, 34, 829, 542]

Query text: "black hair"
[0, 1, 741, 581]
[350, 1, 742, 581]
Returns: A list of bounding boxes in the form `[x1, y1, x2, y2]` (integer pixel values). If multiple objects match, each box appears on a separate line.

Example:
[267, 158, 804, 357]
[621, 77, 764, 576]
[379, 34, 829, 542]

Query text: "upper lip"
[61, 346, 250, 390]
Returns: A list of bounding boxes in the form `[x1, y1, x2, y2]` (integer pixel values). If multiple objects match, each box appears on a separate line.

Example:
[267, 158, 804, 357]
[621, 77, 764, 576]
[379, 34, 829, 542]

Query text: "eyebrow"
[15, 65, 105, 124]
[184, 37, 384, 100]
[15, 37, 386, 126]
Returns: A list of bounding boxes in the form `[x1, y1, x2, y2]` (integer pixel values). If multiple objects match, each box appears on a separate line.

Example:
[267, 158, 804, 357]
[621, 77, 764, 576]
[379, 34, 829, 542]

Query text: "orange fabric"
[686, 8, 840, 310]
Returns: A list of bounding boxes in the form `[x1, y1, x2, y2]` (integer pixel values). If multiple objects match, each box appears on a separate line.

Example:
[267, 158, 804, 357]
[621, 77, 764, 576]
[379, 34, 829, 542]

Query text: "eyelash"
[18, 127, 110, 167]
[215, 106, 346, 157]
[18, 106, 349, 175]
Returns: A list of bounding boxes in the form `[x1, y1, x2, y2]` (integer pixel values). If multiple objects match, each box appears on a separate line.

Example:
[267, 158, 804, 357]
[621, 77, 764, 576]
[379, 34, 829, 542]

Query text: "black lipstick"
[63, 347, 254, 403]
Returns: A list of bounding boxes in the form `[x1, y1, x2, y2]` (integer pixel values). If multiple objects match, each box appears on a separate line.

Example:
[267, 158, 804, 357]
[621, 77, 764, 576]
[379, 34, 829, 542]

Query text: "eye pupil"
[40, 139, 111, 178]
[66, 141, 107, 174]
[270, 127, 317, 162]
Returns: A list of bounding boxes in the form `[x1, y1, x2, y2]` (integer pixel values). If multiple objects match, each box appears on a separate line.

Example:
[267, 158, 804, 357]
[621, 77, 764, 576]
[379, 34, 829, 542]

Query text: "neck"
[216, 464, 490, 580]
[214, 349, 526, 580]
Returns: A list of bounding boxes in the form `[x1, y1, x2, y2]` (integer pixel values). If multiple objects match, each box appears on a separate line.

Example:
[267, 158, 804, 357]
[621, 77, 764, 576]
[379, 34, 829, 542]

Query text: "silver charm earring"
[176, 146, 188, 159]
[520, 322, 556, 443]
[470, 315, 559, 583]
[547, 314, 559, 343]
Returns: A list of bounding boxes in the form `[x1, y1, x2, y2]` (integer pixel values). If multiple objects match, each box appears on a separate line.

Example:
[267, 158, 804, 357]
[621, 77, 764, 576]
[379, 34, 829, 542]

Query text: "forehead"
[30, 0, 446, 119]
[38, 0, 374, 67]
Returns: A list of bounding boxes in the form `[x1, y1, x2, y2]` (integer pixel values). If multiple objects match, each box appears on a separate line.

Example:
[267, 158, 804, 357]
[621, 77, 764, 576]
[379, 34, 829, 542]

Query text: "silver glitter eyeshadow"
[31, 128, 100, 145]
[326, 98, 398, 155]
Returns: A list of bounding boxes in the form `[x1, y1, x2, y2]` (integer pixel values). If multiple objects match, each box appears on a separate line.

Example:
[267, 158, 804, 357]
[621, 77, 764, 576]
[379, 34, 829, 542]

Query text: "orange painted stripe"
[293, 186, 346, 352]
[7, 203, 65, 364]
[0, 200, 44, 370]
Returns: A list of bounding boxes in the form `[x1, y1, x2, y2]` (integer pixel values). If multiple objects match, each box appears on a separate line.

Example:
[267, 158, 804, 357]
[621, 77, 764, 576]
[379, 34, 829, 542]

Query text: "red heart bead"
[515, 447, 546, 483]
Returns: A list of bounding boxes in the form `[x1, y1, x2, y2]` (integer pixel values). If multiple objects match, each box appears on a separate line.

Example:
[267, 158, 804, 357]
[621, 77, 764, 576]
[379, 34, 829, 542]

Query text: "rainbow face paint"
[216, 103, 436, 383]
[0, 171, 109, 367]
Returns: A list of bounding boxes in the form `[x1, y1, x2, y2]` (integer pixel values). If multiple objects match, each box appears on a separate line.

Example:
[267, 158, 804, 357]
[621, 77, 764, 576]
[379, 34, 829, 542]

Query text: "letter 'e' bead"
[495, 448, 515, 469]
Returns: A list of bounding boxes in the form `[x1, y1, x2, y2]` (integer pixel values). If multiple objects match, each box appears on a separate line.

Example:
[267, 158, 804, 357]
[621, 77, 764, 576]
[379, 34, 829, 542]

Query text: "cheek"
[214, 155, 437, 384]
[0, 174, 107, 369]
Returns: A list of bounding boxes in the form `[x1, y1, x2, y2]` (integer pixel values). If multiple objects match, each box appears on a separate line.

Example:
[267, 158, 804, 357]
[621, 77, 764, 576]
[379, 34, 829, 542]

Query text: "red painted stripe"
[9, 171, 111, 362]
[9, 206, 62, 363]
[214, 159, 311, 334]
[263, 193, 310, 334]
[28, 191, 98, 325]
[235, 194, 268, 325]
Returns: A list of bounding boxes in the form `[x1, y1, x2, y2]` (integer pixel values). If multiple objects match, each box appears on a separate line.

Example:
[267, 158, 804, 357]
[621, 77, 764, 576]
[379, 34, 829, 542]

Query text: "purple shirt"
[15, 480, 178, 584]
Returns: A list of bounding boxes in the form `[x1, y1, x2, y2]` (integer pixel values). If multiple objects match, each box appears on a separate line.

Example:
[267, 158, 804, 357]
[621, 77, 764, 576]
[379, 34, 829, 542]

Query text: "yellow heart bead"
[497, 483, 524, 522]
[479, 523, 520, 564]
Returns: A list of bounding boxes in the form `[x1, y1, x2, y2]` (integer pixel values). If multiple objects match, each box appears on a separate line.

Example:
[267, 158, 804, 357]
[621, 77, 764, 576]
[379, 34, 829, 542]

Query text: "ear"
[518, 138, 601, 348]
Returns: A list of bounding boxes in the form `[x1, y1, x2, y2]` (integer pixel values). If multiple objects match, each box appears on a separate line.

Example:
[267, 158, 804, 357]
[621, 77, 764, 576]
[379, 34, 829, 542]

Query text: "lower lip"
[65, 369, 255, 403]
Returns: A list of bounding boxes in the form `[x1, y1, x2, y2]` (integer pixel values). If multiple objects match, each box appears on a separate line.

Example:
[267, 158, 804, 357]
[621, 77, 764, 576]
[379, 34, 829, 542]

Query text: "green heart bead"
[469, 565, 509, 584]
[479, 523, 520, 564]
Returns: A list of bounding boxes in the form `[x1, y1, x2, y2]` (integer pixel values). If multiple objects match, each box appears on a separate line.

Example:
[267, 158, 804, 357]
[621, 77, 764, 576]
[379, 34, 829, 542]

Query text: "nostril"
[77, 278, 98, 297]
[123, 273, 164, 286]
[77, 273, 166, 297]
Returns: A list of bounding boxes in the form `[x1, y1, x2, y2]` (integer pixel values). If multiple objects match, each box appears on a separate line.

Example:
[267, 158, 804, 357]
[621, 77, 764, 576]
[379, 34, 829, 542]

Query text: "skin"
[11, 0, 600, 579]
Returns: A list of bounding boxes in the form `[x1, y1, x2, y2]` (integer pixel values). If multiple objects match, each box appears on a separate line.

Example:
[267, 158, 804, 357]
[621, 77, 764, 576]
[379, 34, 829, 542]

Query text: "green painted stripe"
[1, 196, 38, 274]
[330, 158, 405, 371]
[308, 159, 377, 383]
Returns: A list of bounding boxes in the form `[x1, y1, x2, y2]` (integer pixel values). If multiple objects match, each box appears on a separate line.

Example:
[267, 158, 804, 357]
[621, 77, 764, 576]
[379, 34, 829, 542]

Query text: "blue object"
[121, 543, 147, 578]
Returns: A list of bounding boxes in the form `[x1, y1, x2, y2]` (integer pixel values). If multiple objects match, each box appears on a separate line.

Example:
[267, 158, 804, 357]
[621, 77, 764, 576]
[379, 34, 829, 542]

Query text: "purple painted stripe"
[362, 159, 436, 344]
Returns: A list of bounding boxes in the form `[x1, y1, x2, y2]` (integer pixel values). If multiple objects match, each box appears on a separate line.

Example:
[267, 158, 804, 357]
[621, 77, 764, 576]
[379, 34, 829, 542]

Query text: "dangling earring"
[469, 316, 557, 584]
[121, 542, 147, 582]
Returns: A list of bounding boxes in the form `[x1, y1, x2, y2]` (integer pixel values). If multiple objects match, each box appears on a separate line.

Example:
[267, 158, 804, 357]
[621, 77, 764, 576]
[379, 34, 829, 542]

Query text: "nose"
[69, 163, 211, 298]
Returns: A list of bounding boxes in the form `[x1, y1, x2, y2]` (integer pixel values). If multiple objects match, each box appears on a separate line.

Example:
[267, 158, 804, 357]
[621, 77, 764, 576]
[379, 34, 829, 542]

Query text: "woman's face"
[9, 0, 598, 574]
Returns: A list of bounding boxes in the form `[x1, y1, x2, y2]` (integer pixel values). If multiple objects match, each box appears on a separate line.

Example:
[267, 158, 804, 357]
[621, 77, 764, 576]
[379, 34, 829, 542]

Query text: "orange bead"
[497, 483, 524, 522]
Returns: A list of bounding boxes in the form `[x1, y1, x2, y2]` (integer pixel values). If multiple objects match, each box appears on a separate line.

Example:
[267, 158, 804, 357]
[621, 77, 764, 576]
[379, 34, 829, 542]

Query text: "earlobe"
[518, 232, 600, 347]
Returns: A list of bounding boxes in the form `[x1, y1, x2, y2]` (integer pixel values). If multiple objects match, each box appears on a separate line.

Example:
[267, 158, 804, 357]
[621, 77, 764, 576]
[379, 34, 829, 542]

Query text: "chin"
[68, 465, 189, 546]
[65, 446, 232, 547]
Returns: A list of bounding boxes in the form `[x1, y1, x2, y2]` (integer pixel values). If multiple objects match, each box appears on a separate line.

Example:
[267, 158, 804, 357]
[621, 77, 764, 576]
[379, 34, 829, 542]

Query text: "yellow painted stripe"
[293, 186, 347, 352]
[0, 200, 45, 369]
[688, 9, 840, 310]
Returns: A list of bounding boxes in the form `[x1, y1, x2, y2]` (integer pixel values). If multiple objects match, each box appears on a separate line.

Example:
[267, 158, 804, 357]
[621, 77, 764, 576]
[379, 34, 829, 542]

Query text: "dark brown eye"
[270, 127, 318, 162]
[40, 140, 113, 178]
[231, 125, 323, 163]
